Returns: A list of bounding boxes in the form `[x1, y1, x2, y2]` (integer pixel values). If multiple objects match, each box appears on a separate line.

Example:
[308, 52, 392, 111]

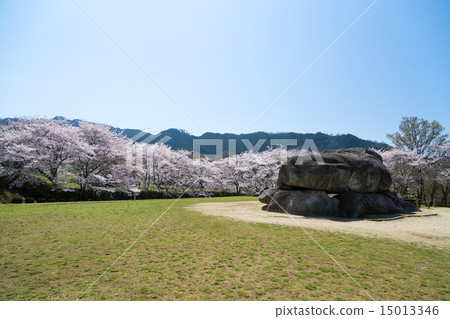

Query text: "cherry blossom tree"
[190, 157, 213, 194]
[0, 118, 81, 190]
[433, 144, 450, 205]
[378, 149, 426, 199]
[378, 147, 450, 206]
[72, 121, 131, 199]
[132, 142, 196, 197]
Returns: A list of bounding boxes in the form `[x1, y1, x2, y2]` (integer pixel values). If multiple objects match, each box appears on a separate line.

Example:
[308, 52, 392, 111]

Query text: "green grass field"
[0, 197, 449, 301]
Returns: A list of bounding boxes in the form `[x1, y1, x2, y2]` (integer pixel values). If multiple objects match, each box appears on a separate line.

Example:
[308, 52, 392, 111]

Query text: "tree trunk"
[441, 185, 449, 206]
[235, 183, 241, 195]
[417, 178, 425, 208]
[429, 182, 438, 208]
[80, 185, 87, 201]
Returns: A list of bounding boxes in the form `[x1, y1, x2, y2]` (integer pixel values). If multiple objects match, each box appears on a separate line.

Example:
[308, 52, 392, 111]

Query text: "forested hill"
[140, 129, 388, 153]
[0, 117, 389, 153]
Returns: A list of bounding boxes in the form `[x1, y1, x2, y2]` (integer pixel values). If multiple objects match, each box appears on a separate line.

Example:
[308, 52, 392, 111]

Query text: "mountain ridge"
[0, 116, 389, 153]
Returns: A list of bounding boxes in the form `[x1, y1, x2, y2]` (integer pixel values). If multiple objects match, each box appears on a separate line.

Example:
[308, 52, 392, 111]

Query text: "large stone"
[258, 188, 276, 204]
[337, 191, 399, 218]
[277, 148, 392, 193]
[396, 199, 421, 213]
[267, 190, 339, 217]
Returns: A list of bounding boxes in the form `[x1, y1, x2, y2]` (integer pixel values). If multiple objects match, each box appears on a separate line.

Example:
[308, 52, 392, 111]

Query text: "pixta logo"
[192, 138, 324, 165]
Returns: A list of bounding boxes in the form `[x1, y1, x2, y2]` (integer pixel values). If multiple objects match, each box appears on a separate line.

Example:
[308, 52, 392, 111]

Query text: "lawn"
[0, 197, 448, 301]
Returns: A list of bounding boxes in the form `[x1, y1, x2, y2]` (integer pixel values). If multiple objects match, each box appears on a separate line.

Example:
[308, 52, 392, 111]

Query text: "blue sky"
[0, 0, 449, 143]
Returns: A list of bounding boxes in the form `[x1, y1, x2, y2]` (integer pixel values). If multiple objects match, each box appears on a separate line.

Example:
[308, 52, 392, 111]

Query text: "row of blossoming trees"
[0, 118, 448, 205]
[0, 118, 302, 201]
[377, 147, 450, 206]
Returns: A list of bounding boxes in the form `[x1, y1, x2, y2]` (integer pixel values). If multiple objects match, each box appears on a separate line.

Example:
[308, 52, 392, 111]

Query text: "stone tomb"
[259, 148, 419, 218]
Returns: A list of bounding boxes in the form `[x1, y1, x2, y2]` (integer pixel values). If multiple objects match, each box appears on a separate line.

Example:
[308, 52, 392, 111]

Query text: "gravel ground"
[187, 201, 450, 248]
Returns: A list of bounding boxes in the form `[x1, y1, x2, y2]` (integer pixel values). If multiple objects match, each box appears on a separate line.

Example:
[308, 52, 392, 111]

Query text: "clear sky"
[0, 0, 449, 143]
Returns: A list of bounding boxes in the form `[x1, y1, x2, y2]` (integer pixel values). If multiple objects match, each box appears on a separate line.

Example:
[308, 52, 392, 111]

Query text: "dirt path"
[187, 201, 450, 248]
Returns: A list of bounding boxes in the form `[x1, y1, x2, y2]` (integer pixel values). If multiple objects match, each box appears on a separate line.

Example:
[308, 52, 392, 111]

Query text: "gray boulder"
[337, 191, 399, 218]
[277, 148, 392, 193]
[267, 190, 339, 217]
[258, 188, 276, 204]
[396, 199, 421, 213]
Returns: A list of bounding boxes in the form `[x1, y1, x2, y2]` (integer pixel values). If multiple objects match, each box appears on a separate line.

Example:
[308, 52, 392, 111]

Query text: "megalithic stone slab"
[277, 148, 392, 193]
[267, 190, 339, 217]
[258, 188, 277, 204]
[337, 191, 399, 218]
